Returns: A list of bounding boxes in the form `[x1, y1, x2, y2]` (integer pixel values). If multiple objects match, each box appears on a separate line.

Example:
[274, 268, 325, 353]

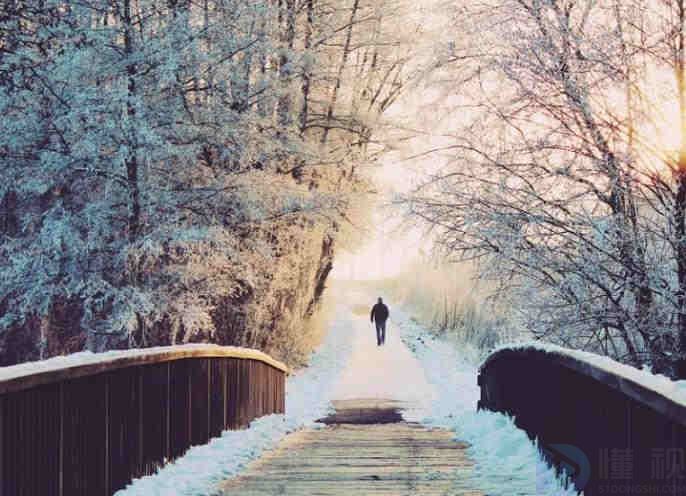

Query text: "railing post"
[222, 360, 227, 431]
[0, 396, 3, 496]
[207, 359, 211, 440]
[166, 361, 171, 462]
[187, 363, 192, 446]
[58, 382, 64, 496]
[138, 367, 144, 478]
[104, 378, 110, 494]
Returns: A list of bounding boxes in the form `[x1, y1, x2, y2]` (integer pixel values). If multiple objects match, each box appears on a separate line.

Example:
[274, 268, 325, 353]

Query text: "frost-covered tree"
[0, 0, 411, 365]
[400, 0, 686, 376]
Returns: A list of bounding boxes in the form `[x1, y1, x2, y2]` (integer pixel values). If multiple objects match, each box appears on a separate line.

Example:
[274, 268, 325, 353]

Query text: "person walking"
[370, 297, 390, 346]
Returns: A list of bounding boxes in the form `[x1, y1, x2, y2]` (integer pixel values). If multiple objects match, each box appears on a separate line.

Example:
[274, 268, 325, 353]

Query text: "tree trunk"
[276, 0, 296, 128]
[123, 0, 140, 242]
[552, 2, 640, 365]
[299, 0, 314, 135]
[321, 0, 359, 144]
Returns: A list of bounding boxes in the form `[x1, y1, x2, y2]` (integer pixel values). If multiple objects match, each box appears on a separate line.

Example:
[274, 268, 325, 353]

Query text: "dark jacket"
[370, 303, 389, 323]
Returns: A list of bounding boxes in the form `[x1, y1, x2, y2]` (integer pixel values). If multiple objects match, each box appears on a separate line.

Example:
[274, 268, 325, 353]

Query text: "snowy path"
[329, 308, 436, 421]
[118, 289, 577, 496]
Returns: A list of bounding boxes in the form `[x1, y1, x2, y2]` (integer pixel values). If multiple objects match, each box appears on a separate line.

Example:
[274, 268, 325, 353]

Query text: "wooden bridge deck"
[219, 399, 483, 496]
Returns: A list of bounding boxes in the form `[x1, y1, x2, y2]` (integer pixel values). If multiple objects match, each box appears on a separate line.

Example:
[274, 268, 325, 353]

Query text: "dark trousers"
[375, 320, 387, 346]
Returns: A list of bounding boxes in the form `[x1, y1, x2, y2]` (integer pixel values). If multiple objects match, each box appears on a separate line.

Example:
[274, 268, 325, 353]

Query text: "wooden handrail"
[478, 345, 686, 496]
[480, 346, 686, 427]
[0, 344, 289, 395]
[0, 345, 288, 495]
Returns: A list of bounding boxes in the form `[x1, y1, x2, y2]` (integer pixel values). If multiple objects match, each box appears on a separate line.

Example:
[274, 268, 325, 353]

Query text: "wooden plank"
[107, 367, 143, 493]
[219, 400, 483, 496]
[62, 375, 108, 496]
[0, 396, 3, 496]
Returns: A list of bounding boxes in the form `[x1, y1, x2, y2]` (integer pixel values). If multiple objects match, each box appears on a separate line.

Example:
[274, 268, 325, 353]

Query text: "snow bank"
[485, 341, 686, 409]
[115, 301, 355, 496]
[395, 312, 578, 496]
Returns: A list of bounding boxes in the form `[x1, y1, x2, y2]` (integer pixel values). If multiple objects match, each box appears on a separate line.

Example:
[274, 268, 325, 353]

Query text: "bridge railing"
[0, 344, 288, 496]
[478, 345, 686, 496]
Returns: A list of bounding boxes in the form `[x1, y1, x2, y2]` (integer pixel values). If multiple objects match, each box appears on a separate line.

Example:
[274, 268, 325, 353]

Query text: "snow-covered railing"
[0, 344, 288, 496]
[478, 344, 686, 496]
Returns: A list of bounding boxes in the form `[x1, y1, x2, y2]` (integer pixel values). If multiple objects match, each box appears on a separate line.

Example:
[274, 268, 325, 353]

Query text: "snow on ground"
[393, 308, 579, 496]
[116, 297, 357, 496]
